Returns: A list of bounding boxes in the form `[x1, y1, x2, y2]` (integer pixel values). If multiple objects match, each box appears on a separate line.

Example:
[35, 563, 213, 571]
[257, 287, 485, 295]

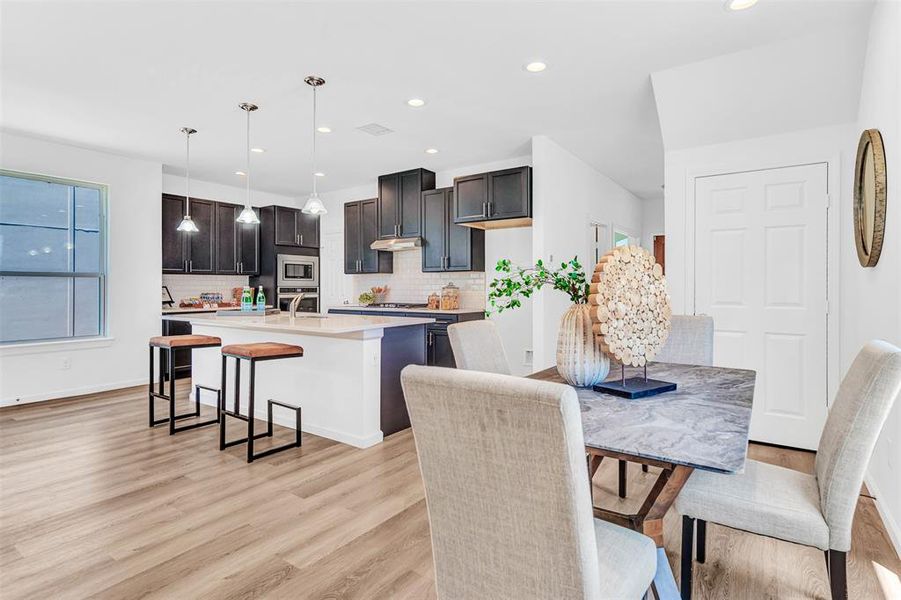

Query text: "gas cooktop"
[368, 303, 429, 309]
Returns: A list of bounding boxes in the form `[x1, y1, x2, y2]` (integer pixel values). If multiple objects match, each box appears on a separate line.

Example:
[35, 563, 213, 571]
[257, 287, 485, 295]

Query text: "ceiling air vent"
[356, 122, 394, 136]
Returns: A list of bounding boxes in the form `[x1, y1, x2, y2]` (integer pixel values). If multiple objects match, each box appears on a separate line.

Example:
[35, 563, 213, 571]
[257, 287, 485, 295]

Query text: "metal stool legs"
[148, 345, 220, 434]
[219, 355, 303, 463]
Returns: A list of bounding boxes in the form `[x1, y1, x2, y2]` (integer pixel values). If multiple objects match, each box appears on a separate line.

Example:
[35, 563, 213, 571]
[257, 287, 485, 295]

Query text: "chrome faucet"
[288, 293, 305, 320]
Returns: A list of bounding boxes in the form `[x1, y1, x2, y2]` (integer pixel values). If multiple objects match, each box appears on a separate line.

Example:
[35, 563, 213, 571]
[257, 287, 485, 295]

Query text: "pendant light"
[301, 76, 328, 215]
[236, 102, 261, 224]
[176, 127, 200, 232]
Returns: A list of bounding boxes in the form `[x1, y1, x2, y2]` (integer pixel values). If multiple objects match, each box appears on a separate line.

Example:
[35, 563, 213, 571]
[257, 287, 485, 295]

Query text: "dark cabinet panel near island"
[345, 198, 392, 274]
[422, 187, 484, 272]
[215, 203, 259, 275]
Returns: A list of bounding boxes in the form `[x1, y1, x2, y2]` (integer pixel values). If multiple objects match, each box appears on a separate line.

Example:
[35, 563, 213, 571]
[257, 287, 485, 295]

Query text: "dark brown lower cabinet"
[427, 326, 455, 368]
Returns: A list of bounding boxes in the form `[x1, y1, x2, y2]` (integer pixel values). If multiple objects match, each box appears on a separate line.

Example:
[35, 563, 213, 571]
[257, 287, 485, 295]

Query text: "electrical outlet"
[524, 349, 533, 365]
[60, 357, 71, 370]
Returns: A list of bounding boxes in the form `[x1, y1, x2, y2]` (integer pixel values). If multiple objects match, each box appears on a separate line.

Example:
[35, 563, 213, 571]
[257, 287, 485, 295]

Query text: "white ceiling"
[0, 1, 874, 201]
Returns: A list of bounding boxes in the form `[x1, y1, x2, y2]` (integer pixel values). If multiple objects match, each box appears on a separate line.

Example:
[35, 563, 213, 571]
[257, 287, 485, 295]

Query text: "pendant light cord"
[311, 85, 317, 196]
[245, 108, 251, 209]
[185, 131, 191, 217]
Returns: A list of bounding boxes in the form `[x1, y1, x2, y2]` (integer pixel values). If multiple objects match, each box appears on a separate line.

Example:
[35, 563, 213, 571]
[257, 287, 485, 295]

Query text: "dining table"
[529, 361, 756, 600]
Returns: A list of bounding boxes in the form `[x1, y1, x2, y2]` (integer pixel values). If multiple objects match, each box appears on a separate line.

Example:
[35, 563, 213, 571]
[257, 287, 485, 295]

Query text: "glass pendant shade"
[236, 205, 260, 224]
[301, 192, 327, 215]
[177, 215, 200, 232]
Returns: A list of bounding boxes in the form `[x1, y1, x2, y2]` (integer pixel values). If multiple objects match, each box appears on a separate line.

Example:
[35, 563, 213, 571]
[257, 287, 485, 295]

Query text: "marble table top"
[531, 362, 756, 474]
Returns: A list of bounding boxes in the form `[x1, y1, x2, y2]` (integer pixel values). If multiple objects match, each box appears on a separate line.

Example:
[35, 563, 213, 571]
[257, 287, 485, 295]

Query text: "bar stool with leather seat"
[219, 342, 304, 463]
[148, 334, 222, 434]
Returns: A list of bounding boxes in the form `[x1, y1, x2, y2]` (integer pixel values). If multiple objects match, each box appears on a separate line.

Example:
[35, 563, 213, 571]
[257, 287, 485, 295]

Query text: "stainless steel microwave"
[277, 254, 319, 288]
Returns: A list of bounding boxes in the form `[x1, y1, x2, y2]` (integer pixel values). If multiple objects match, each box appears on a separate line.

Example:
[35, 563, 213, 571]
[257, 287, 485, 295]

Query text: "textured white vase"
[556, 303, 610, 387]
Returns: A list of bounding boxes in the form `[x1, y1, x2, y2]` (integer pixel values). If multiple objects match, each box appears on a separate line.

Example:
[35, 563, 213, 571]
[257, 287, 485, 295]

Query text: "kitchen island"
[166, 313, 434, 448]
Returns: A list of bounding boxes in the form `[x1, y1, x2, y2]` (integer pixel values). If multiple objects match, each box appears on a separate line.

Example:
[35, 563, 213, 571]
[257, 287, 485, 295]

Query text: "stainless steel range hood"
[370, 237, 422, 251]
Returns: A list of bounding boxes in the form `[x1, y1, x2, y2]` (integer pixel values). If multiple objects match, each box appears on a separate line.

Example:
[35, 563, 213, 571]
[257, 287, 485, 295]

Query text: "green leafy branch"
[487, 257, 589, 315]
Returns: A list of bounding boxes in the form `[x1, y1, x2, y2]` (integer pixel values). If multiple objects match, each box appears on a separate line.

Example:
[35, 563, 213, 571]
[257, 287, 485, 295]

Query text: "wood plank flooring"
[1, 382, 898, 599]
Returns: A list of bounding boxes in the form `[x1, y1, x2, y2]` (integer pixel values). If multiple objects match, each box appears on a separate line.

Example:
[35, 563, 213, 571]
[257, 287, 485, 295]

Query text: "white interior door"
[694, 163, 828, 449]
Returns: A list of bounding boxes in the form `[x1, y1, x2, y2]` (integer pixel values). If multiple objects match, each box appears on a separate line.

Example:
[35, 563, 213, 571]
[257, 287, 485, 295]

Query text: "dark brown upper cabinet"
[162, 194, 258, 275]
[215, 203, 259, 275]
[453, 166, 532, 229]
[274, 205, 319, 248]
[161, 194, 215, 273]
[422, 188, 484, 273]
[378, 168, 435, 239]
[345, 198, 392, 274]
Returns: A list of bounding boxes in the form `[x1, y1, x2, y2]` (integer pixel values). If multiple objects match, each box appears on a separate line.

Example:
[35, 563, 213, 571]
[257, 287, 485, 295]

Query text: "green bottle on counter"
[255, 286, 266, 311]
[241, 287, 252, 311]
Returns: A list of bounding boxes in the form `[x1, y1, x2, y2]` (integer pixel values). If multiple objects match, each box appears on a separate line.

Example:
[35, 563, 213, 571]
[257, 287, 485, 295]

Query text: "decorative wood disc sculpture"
[589, 245, 671, 367]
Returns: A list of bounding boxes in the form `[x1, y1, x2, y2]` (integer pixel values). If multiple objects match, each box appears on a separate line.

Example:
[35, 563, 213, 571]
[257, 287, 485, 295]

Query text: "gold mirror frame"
[853, 128, 887, 267]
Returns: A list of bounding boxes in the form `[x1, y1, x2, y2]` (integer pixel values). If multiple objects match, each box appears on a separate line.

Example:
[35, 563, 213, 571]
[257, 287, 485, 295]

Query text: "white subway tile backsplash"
[351, 249, 486, 309]
[162, 274, 251, 305]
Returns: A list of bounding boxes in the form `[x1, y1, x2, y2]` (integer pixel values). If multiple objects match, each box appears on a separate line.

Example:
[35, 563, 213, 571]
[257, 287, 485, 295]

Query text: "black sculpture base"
[593, 377, 677, 399]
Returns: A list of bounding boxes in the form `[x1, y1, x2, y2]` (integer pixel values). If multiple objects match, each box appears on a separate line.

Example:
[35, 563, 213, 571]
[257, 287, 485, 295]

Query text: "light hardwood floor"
[1, 381, 898, 599]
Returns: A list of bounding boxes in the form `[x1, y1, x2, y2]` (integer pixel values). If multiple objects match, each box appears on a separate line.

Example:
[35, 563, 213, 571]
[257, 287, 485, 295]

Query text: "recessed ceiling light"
[235, 170, 246, 176]
[314, 172, 325, 177]
[425, 148, 439, 154]
[407, 98, 426, 108]
[725, 0, 758, 10]
[525, 61, 547, 73]
[317, 126, 332, 133]
[251, 147, 265, 153]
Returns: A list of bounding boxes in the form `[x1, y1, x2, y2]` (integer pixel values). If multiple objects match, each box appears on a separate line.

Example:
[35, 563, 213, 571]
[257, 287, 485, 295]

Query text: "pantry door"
[694, 163, 828, 449]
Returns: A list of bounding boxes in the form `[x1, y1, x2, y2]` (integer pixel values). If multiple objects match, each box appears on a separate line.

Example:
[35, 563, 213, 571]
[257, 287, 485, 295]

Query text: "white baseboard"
[866, 473, 901, 558]
[0, 378, 145, 408]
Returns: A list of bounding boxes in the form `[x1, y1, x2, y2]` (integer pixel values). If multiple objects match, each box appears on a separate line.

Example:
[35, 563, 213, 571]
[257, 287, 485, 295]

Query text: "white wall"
[641, 196, 665, 252]
[0, 132, 162, 405]
[162, 173, 300, 208]
[531, 135, 644, 370]
[842, 0, 901, 554]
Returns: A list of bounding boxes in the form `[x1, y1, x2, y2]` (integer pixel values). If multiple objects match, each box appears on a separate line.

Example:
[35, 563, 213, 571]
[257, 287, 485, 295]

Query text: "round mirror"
[854, 129, 887, 267]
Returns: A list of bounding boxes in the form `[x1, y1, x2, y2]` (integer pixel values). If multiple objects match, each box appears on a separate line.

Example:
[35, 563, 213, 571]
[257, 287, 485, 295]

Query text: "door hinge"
[825, 194, 831, 209]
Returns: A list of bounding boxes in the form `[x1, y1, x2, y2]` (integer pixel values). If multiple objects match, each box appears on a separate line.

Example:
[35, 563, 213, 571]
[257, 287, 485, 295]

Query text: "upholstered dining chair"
[675, 340, 901, 600]
[447, 319, 511, 374]
[401, 365, 657, 599]
[619, 315, 715, 498]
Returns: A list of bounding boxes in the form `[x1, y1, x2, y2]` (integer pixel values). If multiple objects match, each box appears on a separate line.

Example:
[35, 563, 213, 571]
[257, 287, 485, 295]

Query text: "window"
[0, 171, 107, 344]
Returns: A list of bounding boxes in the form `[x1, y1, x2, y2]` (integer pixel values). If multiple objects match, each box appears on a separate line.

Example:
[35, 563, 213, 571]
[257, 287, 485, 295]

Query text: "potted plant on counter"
[488, 257, 609, 387]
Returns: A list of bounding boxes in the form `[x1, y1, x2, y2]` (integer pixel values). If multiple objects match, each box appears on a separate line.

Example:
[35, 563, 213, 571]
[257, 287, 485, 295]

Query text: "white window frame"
[0, 169, 109, 345]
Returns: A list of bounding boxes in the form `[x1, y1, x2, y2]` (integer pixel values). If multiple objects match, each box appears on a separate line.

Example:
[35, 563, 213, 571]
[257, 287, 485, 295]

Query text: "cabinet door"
[162, 195, 187, 272]
[274, 206, 298, 246]
[378, 174, 399, 238]
[454, 173, 488, 223]
[428, 329, 456, 368]
[399, 170, 422, 237]
[215, 203, 238, 274]
[360, 198, 381, 273]
[344, 201, 361, 274]
[297, 211, 319, 248]
[421, 189, 447, 272]
[488, 167, 531, 220]
[237, 211, 259, 275]
[186, 199, 216, 273]
[446, 190, 475, 271]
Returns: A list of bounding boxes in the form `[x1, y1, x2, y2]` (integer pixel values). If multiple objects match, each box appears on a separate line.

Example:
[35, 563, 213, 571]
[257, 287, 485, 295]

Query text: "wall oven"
[277, 287, 319, 314]
[277, 254, 319, 288]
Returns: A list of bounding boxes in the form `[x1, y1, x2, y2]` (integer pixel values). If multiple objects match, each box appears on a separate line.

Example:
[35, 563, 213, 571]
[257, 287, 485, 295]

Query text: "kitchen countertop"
[328, 304, 486, 315]
[172, 313, 435, 336]
[162, 305, 272, 315]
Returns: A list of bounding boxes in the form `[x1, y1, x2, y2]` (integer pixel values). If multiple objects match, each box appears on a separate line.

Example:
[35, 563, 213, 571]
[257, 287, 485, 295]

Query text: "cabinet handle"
[300, 234, 304, 246]
[428, 331, 434, 347]
[487, 201, 492, 217]
[482, 202, 487, 218]
[188, 260, 192, 272]
[295, 234, 299, 244]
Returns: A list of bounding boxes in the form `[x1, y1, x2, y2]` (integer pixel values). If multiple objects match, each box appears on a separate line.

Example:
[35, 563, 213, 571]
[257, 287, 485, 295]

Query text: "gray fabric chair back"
[654, 314, 714, 366]
[447, 319, 511, 375]
[815, 340, 901, 550]
[401, 365, 602, 599]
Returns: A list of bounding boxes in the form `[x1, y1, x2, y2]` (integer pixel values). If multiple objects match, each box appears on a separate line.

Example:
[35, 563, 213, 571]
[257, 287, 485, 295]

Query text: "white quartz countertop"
[328, 304, 485, 315]
[162, 305, 273, 315]
[179, 313, 435, 336]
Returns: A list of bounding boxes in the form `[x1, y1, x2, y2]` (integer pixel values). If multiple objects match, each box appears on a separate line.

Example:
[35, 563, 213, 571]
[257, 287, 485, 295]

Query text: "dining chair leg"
[681, 516, 694, 600]
[642, 464, 649, 472]
[696, 519, 706, 563]
[618, 460, 627, 498]
[827, 550, 847, 600]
